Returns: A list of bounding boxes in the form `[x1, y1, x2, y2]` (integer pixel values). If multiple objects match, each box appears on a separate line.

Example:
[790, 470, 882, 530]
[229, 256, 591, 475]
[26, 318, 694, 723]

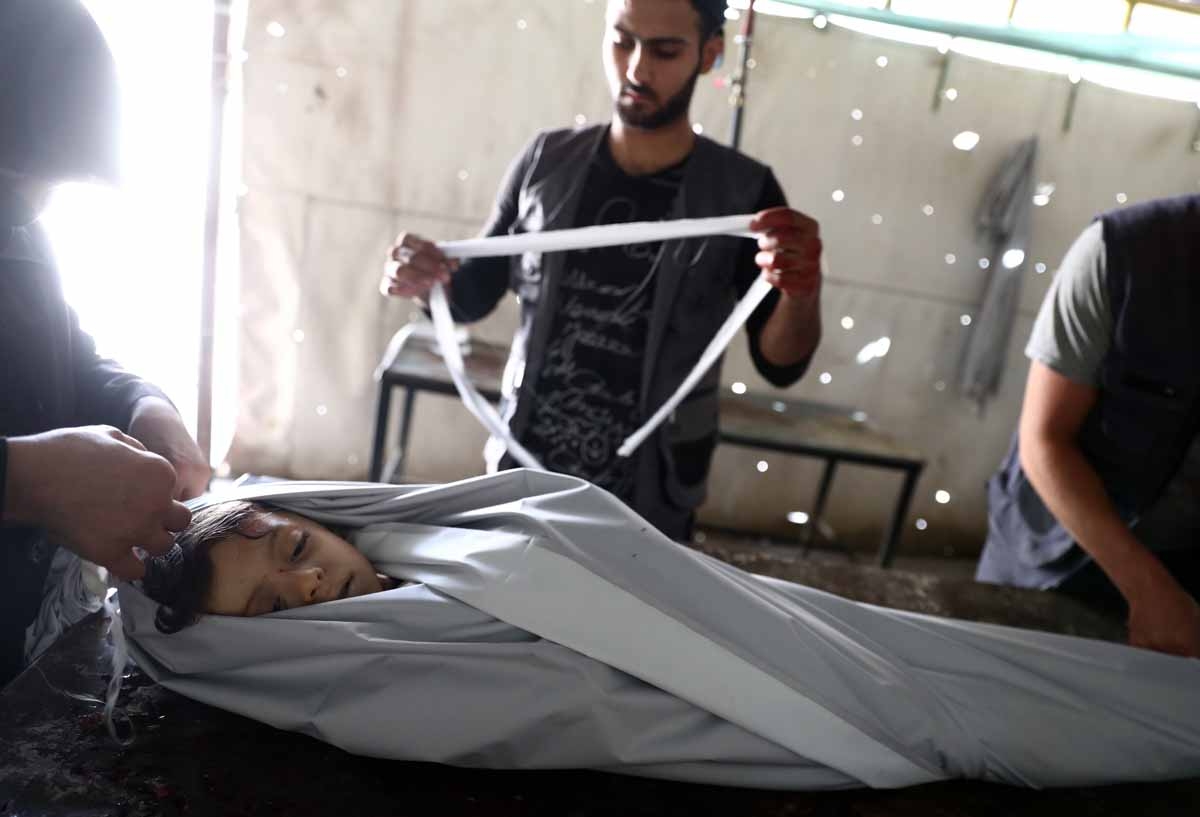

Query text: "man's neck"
[608, 118, 697, 177]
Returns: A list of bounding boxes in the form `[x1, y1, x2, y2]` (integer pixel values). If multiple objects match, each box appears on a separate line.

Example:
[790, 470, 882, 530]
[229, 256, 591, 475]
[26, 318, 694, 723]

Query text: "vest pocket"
[1096, 381, 1189, 461]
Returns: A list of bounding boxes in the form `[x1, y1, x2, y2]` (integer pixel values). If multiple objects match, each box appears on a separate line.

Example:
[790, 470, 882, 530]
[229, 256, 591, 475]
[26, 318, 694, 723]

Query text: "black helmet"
[0, 0, 121, 186]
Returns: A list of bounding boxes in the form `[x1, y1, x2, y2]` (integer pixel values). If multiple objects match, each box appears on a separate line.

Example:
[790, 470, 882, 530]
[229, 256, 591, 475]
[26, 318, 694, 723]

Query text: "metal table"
[3, 554, 1196, 816]
[370, 327, 925, 566]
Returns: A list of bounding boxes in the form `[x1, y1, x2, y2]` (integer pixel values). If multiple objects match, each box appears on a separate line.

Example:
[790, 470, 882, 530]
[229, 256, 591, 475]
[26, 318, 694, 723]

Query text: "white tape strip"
[430, 214, 765, 464]
[428, 283, 545, 470]
[617, 274, 774, 458]
[439, 215, 755, 260]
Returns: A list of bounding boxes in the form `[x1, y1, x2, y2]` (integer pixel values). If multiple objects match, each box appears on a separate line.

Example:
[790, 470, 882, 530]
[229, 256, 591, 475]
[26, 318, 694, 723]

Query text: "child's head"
[142, 501, 385, 633]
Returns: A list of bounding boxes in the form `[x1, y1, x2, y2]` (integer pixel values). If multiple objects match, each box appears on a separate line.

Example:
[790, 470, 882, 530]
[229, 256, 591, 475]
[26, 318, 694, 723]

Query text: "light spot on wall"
[1002, 249, 1025, 269]
[856, 337, 892, 364]
[953, 130, 980, 151]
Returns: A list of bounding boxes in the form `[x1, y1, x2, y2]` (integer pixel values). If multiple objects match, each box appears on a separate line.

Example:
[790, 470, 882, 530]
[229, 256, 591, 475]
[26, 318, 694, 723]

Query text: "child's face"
[204, 510, 385, 617]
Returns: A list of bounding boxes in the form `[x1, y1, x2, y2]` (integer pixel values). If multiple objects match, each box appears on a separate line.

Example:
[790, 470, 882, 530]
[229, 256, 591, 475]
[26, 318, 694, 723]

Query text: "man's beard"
[615, 66, 701, 131]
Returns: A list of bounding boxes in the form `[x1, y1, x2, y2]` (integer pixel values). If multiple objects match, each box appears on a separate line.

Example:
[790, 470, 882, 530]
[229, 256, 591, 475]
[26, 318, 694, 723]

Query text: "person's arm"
[65, 301, 210, 500]
[1019, 362, 1200, 657]
[739, 172, 821, 386]
[382, 135, 541, 323]
[18, 221, 210, 499]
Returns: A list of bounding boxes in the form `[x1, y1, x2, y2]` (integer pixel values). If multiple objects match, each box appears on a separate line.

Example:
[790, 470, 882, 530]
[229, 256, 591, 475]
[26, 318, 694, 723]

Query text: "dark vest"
[490, 126, 770, 536]
[981, 194, 1200, 588]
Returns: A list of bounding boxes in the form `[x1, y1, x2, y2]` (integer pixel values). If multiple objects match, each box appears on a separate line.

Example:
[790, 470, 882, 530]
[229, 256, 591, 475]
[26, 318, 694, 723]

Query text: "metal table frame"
[370, 334, 924, 567]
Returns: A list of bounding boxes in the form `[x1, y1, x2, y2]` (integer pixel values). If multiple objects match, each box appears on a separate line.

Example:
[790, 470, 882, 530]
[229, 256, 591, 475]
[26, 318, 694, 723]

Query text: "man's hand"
[1127, 578, 1200, 658]
[4, 427, 193, 580]
[751, 207, 822, 301]
[127, 397, 211, 500]
[380, 232, 459, 301]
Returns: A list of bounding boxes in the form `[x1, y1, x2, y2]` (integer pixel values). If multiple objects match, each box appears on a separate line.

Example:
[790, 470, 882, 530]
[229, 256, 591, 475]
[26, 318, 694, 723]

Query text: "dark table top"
[382, 328, 923, 468]
[2, 550, 1197, 816]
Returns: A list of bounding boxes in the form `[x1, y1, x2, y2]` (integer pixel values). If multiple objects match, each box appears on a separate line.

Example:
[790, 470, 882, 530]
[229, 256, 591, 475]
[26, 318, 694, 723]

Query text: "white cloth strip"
[430, 215, 763, 464]
[428, 283, 544, 470]
[438, 215, 755, 260]
[617, 274, 774, 458]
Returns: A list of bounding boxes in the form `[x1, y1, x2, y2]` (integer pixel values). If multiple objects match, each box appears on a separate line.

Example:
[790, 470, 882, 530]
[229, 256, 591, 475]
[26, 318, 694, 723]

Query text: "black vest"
[981, 195, 1200, 588]
[490, 126, 770, 536]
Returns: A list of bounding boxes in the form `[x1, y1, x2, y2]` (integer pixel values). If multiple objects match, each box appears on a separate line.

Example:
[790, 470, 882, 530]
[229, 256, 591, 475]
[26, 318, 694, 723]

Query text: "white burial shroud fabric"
[426, 216, 771, 469]
[121, 472, 1200, 790]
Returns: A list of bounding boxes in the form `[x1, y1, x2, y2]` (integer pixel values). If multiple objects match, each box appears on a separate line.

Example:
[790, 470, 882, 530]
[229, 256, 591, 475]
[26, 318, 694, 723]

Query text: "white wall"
[229, 0, 1200, 556]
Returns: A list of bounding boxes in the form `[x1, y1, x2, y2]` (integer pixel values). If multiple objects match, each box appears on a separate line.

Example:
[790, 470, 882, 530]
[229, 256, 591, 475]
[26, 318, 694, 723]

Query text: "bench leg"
[802, 459, 838, 556]
[369, 384, 393, 482]
[878, 467, 921, 568]
[395, 388, 416, 479]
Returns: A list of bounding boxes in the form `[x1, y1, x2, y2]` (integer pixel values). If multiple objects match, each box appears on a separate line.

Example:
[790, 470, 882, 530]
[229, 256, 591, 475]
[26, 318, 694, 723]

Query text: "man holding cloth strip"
[382, 0, 822, 540]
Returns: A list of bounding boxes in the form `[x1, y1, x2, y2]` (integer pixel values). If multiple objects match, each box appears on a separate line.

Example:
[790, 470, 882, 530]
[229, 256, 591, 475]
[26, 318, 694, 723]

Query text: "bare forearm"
[1021, 433, 1173, 603]
[758, 292, 821, 369]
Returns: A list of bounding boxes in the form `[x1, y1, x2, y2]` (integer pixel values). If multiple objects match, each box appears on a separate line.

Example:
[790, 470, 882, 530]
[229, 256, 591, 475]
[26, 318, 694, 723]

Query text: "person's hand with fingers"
[380, 232, 459, 301]
[751, 207, 823, 302]
[1126, 576, 1200, 658]
[127, 396, 211, 501]
[2, 426, 192, 580]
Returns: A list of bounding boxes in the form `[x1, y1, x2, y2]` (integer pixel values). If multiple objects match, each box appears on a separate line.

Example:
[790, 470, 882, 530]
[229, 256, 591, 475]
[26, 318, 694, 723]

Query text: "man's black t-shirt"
[521, 141, 684, 498]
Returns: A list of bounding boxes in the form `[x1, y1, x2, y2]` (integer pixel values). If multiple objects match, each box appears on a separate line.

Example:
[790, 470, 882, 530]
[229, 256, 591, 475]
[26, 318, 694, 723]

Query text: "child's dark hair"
[690, 0, 728, 40]
[141, 501, 261, 634]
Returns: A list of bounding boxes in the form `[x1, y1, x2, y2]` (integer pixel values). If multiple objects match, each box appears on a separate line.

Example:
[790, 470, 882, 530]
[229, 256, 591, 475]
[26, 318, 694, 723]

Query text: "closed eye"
[290, 531, 309, 562]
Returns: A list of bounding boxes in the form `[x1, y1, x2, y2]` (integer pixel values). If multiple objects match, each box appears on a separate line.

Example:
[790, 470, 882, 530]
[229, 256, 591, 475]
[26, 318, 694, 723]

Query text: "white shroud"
[121, 472, 1200, 790]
